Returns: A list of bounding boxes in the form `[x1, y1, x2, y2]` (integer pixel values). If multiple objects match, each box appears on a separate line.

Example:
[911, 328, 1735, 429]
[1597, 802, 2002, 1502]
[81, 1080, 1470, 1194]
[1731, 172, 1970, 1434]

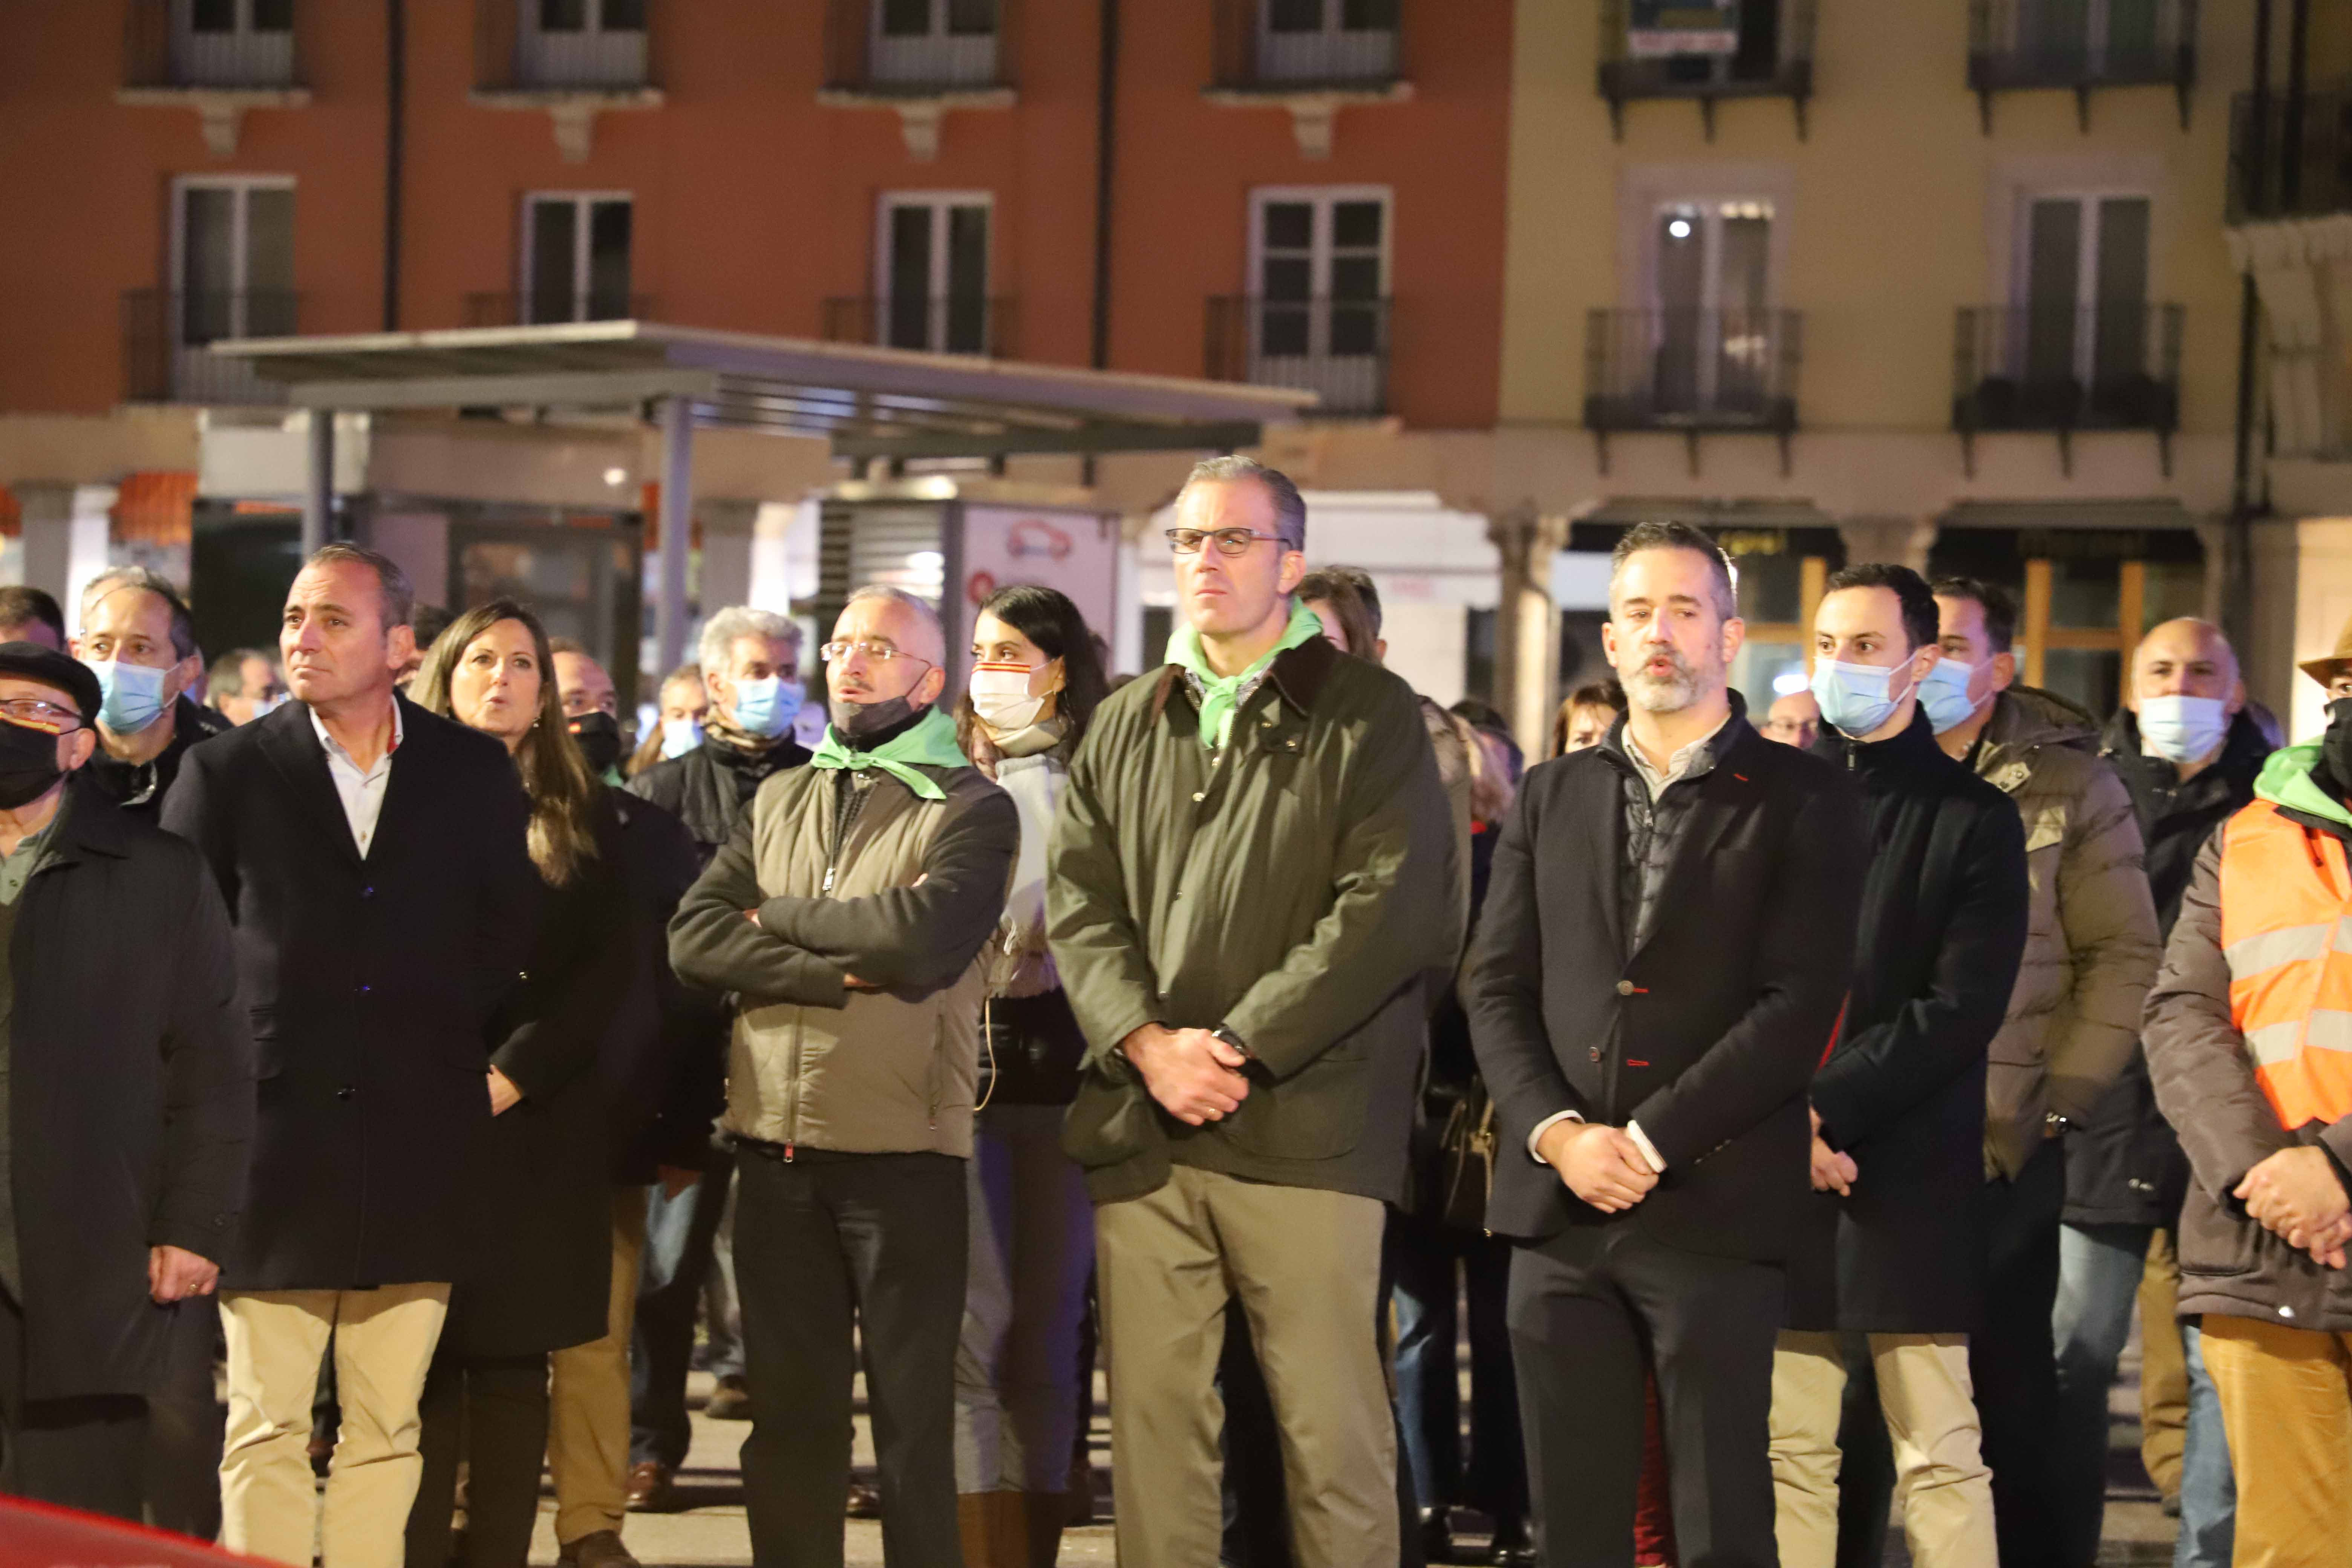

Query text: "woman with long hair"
[402, 599, 634, 1568]
[949, 583, 1109, 1568]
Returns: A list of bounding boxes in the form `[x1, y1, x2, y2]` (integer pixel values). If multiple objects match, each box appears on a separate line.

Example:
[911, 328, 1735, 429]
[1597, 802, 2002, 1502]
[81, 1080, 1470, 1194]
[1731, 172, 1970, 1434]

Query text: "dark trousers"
[0, 1292, 149, 1522]
[630, 1159, 731, 1470]
[1508, 1223, 1784, 1568]
[405, 1349, 551, 1568]
[1389, 1210, 1527, 1524]
[145, 1301, 225, 1539]
[733, 1146, 965, 1568]
[1835, 1139, 2066, 1568]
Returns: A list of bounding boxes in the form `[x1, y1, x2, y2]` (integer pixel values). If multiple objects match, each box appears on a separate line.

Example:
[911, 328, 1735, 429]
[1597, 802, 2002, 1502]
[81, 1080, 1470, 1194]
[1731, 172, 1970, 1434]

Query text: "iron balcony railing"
[465, 291, 654, 327]
[1595, 0, 1814, 137]
[1212, 0, 1401, 92]
[823, 296, 1017, 358]
[1584, 309, 1801, 433]
[824, 0, 1013, 94]
[124, 0, 301, 90]
[1967, 0, 2196, 126]
[123, 289, 298, 406]
[1205, 295, 1390, 416]
[476, 0, 654, 92]
[1952, 303, 2184, 435]
[2228, 87, 2352, 222]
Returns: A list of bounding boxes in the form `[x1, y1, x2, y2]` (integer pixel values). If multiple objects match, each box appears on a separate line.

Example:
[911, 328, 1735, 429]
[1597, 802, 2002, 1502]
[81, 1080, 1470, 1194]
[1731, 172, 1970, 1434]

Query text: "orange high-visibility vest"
[2219, 798, 2352, 1129]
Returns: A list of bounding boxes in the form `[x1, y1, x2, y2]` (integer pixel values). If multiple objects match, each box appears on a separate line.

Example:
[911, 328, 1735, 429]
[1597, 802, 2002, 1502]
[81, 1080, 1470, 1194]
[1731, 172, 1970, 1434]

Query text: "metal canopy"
[209, 318, 1317, 460]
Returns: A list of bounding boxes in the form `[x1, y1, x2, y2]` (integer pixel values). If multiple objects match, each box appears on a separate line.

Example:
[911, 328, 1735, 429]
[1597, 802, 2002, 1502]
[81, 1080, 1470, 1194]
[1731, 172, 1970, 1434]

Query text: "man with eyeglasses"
[1047, 456, 1455, 1568]
[0, 642, 250, 1522]
[671, 584, 1017, 1567]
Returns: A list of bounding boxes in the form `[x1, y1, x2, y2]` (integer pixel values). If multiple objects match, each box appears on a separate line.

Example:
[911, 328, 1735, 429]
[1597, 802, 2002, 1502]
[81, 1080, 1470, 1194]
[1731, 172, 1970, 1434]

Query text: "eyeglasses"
[1165, 528, 1288, 558]
[0, 698, 80, 733]
[819, 639, 921, 665]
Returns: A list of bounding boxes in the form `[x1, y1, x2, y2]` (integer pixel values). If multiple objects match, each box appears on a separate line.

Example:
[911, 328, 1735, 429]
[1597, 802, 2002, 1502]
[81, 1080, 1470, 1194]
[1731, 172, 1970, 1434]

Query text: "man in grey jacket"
[670, 585, 1016, 1568]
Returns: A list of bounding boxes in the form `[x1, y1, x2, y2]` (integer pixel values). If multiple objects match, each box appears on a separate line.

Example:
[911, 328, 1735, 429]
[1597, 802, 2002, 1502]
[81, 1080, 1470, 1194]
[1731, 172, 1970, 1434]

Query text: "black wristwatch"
[1212, 1024, 1253, 1060]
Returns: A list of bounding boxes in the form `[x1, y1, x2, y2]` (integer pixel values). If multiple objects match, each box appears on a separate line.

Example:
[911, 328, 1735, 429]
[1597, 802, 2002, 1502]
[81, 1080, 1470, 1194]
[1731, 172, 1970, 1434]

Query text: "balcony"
[1596, 0, 1814, 141]
[819, 0, 1015, 161]
[1966, 0, 2197, 132]
[1952, 303, 2184, 476]
[465, 291, 655, 328]
[473, 0, 663, 162]
[1583, 308, 1802, 474]
[822, 296, 1018, 359]
[118, 0, 309, 156]
[1205, 296, 1389, 417]
[123, 289, 299, 407]
[2228, 87, 2352, 223]
[1206, 0, 1409, 158]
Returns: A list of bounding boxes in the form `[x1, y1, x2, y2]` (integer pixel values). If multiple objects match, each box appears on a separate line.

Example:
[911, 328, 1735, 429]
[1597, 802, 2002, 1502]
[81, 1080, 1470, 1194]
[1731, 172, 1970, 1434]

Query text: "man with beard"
[670, 585, 1017, 1566]
[1468, 520, 1867, 1567]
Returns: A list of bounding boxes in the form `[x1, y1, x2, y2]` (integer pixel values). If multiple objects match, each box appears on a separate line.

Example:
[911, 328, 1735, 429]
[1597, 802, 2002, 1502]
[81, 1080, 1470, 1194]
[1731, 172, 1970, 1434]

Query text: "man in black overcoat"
[0, 643, 250, 1522]
[162, 545, 538, 1568]
[1467, 521, 1868, 1567]
[1769, 565, 2029, 1568]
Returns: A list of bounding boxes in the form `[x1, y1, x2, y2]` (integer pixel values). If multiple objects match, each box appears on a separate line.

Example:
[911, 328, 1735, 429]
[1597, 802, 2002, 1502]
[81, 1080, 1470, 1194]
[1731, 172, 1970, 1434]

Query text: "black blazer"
[12, 782, 252, 1401]
[161, 694, 539, 1291]
[1467, 712, 1867, 1260]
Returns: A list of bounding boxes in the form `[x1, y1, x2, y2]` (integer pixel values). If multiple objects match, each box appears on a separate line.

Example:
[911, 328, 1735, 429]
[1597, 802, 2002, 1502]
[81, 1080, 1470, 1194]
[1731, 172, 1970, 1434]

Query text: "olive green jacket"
[1046, 634, 1458, 1205]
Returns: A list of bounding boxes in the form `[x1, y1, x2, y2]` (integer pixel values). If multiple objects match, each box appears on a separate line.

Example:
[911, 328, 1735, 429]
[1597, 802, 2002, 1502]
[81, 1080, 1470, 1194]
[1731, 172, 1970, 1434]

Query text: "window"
[518, 0, 646, 88]
[2013, 0, 2167, 72]
[879, 194, 992, 354]
[1649, 198, 1773, 415]
[870, 0, 999, 87]
[1245, 188, 1389, 408]
[1640, 0, 1787, 87]
[1258, 0, 1398, 84]
[2017, 192, 2150, 392]
[524, 194, 634, 325]
[172, 0, 294, 87]
[175, 178, 295, 343]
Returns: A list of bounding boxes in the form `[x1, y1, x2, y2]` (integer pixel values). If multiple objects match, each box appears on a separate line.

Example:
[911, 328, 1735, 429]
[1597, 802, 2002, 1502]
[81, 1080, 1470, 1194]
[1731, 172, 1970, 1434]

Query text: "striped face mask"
[969, 661, 1056, 733]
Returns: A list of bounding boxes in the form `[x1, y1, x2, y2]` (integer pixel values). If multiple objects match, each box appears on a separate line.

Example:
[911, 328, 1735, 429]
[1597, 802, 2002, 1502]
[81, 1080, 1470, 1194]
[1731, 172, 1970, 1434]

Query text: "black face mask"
[2325, 700, 2352, 793]
[0, 719, 64, 810]
[567, 711, 623, 777]
[829, 692, 923, 743]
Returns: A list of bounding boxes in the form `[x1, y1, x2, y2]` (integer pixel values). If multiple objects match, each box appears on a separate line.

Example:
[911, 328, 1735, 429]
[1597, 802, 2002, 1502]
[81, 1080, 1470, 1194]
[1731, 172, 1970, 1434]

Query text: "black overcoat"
[1789, 709, 2029, 1332]
[12, 783, 253, 1400]
[1467, 703, 1868, 1260]
[160, 695, 539, 1290]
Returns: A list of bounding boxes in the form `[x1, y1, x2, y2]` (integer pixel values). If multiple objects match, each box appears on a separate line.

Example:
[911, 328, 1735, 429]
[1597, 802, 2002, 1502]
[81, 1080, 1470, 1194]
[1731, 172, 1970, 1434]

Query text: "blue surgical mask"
[2139, 694, 2230, 764]
[1811, 658, 1917, 740]
[728, 675, 802, 740]
[88, 658, 170, 733]
[660, 716, 703, 759]
[1918, 658, 1980, 735]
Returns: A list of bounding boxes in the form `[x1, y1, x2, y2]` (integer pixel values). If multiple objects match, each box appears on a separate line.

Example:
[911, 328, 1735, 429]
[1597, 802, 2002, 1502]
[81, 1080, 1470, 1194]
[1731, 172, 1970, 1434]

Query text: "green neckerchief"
[1166, 599, 1325, 749]
[808, 704, 970, 802]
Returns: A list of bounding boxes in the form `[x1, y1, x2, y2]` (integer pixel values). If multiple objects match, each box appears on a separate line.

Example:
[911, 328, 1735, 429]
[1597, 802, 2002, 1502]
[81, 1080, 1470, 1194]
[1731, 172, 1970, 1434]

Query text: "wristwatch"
[1211, 1024, 1253, 1060]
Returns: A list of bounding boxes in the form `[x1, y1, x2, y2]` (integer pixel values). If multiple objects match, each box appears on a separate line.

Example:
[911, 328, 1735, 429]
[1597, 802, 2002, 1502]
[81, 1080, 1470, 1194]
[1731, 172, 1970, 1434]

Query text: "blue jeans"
[2051, 1221, 2152, 1568]
[1388, 1208, 1525, 1521]
[2174, 1323, 2235, 1568]
[629, 1163, 734, 1468]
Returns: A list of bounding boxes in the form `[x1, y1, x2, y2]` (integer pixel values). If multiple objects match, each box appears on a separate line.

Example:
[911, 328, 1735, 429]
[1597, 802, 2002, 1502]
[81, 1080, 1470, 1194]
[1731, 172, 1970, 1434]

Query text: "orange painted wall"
[0, 0, 1508, 431]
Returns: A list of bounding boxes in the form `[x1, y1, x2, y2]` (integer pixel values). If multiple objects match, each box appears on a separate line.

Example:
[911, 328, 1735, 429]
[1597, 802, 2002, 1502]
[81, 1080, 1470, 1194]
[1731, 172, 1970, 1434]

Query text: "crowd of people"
[2, 459, 2349, 1568]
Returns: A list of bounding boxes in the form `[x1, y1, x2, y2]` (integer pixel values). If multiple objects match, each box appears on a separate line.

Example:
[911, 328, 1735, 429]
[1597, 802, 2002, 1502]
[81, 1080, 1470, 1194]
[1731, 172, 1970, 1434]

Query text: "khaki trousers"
[549, 1187, 650, 1545]
[2202, 1312, 2352, 1568]
[2138, 1228, 2190, 1500]
[1096, 1165, 1395, 1568]
[1770, 1330, 1996, 1568]
[218, 1283, 450, 1568]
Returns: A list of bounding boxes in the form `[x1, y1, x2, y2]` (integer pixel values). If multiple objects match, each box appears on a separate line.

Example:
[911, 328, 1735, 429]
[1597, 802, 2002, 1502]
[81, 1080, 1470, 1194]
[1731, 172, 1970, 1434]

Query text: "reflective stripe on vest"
[2219, 798, 2352, 1129]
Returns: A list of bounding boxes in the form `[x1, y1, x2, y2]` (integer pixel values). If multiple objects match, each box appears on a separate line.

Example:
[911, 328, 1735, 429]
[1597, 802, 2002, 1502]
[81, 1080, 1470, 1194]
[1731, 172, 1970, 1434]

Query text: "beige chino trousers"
[549, 1187, 651, 1545]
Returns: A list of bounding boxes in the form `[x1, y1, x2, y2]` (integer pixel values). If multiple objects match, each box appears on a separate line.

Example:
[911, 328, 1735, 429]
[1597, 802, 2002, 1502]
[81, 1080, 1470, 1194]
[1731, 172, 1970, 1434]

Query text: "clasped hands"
[2236, 1145, 2352, 1269]
[1121, 1023, 1251, 1126]
[1809, 1106, 1857, 1197]
[1535, 1119, 1656, 1213]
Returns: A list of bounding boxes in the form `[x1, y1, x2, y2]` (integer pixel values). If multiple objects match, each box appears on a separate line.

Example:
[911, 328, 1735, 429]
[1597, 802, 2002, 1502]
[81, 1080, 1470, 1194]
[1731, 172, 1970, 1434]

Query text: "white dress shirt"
[310, 700, 403, 857]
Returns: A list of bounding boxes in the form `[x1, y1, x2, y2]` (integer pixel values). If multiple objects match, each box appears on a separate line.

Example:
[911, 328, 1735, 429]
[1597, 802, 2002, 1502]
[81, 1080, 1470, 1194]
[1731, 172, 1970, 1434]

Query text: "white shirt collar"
[309, 695, 404, 769]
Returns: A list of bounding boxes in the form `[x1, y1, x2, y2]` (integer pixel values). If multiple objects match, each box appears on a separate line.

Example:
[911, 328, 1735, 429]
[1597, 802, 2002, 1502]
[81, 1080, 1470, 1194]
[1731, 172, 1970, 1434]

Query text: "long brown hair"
[412, 599, 600, 887]
[953, 583, 1110, 767]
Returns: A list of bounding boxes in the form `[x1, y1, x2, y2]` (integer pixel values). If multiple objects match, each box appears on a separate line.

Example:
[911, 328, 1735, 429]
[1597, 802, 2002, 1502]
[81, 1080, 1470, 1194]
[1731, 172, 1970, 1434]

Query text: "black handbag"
[1435, 1079, 1499, 1233]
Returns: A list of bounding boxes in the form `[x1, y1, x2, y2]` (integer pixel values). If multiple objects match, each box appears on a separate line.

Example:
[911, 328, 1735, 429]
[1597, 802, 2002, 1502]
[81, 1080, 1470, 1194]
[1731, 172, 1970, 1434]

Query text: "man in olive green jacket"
[1047, 457, 1455, 1568]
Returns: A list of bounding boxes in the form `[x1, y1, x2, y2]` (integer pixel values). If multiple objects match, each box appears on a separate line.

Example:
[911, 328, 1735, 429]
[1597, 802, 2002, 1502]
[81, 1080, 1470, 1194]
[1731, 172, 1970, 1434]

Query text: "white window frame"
[2009, 185, 2153, 382]
[875, 191, 994, 350]
[521, 0, 641, 39]
[1641, 196, 1777, 320]
[170, 174, 295, 339]
[867, 0, 1000, 86]
[1255, 0, 1398, 83]
[516, 0, 646, 88]
[519, 190, 634, 325]
[1246, 184, 1392, 346]
[2008, 0, 2182, 73]
[170, 0, 295, 87]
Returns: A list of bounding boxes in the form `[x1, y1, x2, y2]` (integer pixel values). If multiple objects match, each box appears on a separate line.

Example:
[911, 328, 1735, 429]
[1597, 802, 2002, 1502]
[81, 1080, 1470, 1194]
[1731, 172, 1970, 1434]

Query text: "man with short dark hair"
[1050, 456, 1455, 1568]
[1771, 563, 2026, 1568]
[1470, 520, 1867, 1568]
[0, 588, 64, 651]
[162, 544, 539, 1568]
[73, 568, 228, 821]
[0, 642, 250, 1522]
[208, 649, 284, 727]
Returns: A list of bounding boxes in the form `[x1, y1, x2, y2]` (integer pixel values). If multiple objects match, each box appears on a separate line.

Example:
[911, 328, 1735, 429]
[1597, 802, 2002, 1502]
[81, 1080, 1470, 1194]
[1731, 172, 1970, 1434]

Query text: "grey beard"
[1623, 665, 1697, 713]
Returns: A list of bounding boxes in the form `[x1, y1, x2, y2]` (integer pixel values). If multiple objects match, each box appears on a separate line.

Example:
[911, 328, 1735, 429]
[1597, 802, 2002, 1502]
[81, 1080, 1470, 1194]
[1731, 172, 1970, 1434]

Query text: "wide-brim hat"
[0, 641, 101, 725]
[2301, 616, 2352, 686]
